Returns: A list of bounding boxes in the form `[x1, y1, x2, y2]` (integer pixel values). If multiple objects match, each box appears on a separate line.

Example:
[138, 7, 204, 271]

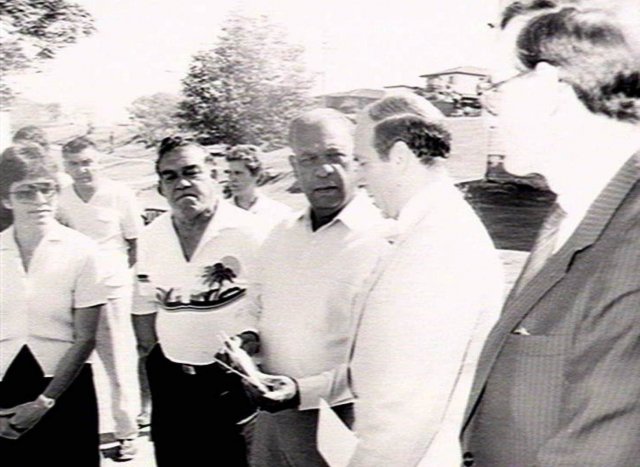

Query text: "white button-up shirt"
[58, 178, 142, 289]
[248, 192, 391, 410]
[135, 201, 264, 365]
[349, 179, 505, 467]
[0, 224, 107, 379]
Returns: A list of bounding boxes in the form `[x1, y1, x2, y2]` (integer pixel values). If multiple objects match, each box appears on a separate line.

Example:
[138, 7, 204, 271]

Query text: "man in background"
[59, 136, 142, 461]
[462, 2, 640, 465]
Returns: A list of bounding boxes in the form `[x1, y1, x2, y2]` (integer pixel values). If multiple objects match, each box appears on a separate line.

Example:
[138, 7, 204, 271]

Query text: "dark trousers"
[0, 346, 100, 466]
[250, 403, 354, 467]
[146, 345, 255, 467]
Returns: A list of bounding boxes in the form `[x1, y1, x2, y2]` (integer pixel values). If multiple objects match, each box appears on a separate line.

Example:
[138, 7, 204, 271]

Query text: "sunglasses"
[10, 184, 58, 202]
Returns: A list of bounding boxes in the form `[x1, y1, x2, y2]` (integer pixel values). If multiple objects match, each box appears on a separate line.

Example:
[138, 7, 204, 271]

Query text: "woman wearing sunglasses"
[0, 144, 107, 465]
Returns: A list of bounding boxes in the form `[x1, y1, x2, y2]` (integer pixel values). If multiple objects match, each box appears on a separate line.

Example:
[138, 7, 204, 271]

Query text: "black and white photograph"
[1, 0, 639, 465]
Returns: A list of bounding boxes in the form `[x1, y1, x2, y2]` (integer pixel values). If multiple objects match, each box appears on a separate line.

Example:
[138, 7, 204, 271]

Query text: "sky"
[9, 0, 500, 122]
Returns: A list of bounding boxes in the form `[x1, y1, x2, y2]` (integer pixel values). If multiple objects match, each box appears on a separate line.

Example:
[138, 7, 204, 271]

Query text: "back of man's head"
[502, 1, 640, 123]
[62, 135, 97, 158]
[364, 92, 451, 165]
[12, 126, 49, 151]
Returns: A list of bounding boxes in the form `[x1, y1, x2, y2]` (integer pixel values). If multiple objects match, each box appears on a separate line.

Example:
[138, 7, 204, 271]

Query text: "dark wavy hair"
[504, 2, 640, 122]
[12, 126, 49, 151]
[0, 144, 59, 199]
[365, 93, 450, 165]
[61, 135, 97, 157]
[155, 135, 215, 175]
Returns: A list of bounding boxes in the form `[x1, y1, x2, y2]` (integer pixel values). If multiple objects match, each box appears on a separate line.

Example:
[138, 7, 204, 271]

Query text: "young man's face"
[63, 148, 100, 186]
[3, 177, 59, 227]
[226, 160, 257, 196]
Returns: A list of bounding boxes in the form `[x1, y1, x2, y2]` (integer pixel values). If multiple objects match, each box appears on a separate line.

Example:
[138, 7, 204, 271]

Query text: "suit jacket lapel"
[463, 152, 640, 431]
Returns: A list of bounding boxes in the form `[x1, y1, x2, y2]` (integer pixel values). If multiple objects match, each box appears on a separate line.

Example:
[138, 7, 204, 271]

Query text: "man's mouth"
[313, 186, 338, 194]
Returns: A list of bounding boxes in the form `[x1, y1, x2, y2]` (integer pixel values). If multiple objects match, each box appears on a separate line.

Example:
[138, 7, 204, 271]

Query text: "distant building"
[420, 66, 490, 98]
[318, 88, 385, 114]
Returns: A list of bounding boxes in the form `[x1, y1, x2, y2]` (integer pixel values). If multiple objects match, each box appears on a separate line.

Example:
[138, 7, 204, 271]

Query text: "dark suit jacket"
[461, 153, 640, 467]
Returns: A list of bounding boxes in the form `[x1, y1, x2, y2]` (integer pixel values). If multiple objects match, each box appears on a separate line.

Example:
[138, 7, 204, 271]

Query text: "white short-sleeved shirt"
[243, 192, 292, 232]
[0, 224, 107, 379]
[58, 178, 142, 289]
[249, 192, 392, 409]
[135, 201, 263, 365]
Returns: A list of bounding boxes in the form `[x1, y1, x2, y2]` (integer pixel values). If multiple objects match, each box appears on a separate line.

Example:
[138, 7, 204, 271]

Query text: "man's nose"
[176, 176, 193, 188]
[314, 163, 335, 177]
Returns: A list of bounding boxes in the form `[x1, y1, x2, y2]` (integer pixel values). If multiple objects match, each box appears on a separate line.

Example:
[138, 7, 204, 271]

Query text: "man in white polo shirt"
[133, 136, 264, 467]
[58, 136, 142, 461]
[237, 109, 391, 467]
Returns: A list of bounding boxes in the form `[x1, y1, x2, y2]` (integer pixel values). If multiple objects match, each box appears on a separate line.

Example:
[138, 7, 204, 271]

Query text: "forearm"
[42, 304, 103, 400]
[42, 335, 96, 400]
[126, 238, 137, 268]
[296, 364, 352, 410]
[133, 312, 158, 357]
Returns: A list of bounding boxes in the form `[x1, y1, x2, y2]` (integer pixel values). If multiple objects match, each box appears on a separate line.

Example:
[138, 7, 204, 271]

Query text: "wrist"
[34, 394, 56, 410]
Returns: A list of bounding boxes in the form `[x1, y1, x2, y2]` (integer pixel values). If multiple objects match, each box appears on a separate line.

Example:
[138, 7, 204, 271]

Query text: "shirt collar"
[396, 176, 456, 235]
[296, 190, 382, 232]
[0, 222, 65, 251]
[554, 150, 640, 249]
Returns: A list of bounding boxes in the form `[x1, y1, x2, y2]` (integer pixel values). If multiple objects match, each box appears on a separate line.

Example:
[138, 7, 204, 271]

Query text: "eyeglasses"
[478, 71, 530, 116]
[10, 184, 58, 202]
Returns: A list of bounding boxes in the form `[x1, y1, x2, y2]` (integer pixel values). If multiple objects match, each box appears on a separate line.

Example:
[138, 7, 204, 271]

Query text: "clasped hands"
[216, 332, 300, 413]
[0, 398, 51, 440]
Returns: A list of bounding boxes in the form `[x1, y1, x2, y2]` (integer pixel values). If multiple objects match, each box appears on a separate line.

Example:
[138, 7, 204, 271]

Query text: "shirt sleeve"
[131, 231, 158, 315]
[119, 187, 143, 240]
[296, 364, 353, 410]
[73, 244, 108, 309]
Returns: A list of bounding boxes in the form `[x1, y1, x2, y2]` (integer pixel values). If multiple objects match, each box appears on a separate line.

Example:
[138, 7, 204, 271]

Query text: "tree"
[179, 12, 315, 149]
[0, 0, 95, 107]
[128, 92, 182, 146]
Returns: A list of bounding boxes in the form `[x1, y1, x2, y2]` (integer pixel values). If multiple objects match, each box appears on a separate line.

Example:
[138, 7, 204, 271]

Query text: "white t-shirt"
[135, 201, 264, 365]
[58, 178, 142, 288]
[244, 192, 292, 232]
[0, 223, 107, 379]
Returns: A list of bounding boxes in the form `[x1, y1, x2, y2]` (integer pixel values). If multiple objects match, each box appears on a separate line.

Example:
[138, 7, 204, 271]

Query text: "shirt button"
[462, 451, 474, 466]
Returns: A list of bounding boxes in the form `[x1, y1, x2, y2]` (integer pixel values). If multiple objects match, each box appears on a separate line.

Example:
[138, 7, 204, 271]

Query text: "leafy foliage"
[128, 92, 183, 146]
[0, 0, 95, 106]
[179, 12, 315, 150]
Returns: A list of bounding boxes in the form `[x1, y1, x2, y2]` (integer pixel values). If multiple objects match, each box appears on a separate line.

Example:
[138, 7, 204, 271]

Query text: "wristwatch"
[36, 394, 56, 409]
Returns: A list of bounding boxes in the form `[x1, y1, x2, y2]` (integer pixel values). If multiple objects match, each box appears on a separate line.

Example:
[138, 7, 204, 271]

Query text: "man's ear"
[289, 155, 300, 180]
[533, 61, 566, 113]
[388, 141, 412, 172]
[1, 197, 12, 210]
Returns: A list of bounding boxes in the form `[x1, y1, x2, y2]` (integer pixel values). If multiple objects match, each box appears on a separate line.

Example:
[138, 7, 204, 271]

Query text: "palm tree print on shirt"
[202, 262, 237, 300]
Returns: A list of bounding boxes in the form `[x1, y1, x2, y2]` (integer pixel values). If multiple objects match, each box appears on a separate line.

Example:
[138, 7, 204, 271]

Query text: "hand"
[215, 331, 260, 371]
[0, 415, 22, 440]
[243, 373, 300, 413]
[0, 399, 51, 438]
[235, 331, 260, 356]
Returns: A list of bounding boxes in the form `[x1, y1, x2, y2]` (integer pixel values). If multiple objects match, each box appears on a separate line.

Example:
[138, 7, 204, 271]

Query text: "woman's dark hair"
[0, 144, 59, 199]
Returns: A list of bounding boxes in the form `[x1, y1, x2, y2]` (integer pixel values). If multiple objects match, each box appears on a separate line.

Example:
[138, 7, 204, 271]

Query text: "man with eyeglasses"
[132, 137, 265, 467]
[462, 2, 640, 466]
[230, 109, 391, 466]
[58, 136, 143, 461]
